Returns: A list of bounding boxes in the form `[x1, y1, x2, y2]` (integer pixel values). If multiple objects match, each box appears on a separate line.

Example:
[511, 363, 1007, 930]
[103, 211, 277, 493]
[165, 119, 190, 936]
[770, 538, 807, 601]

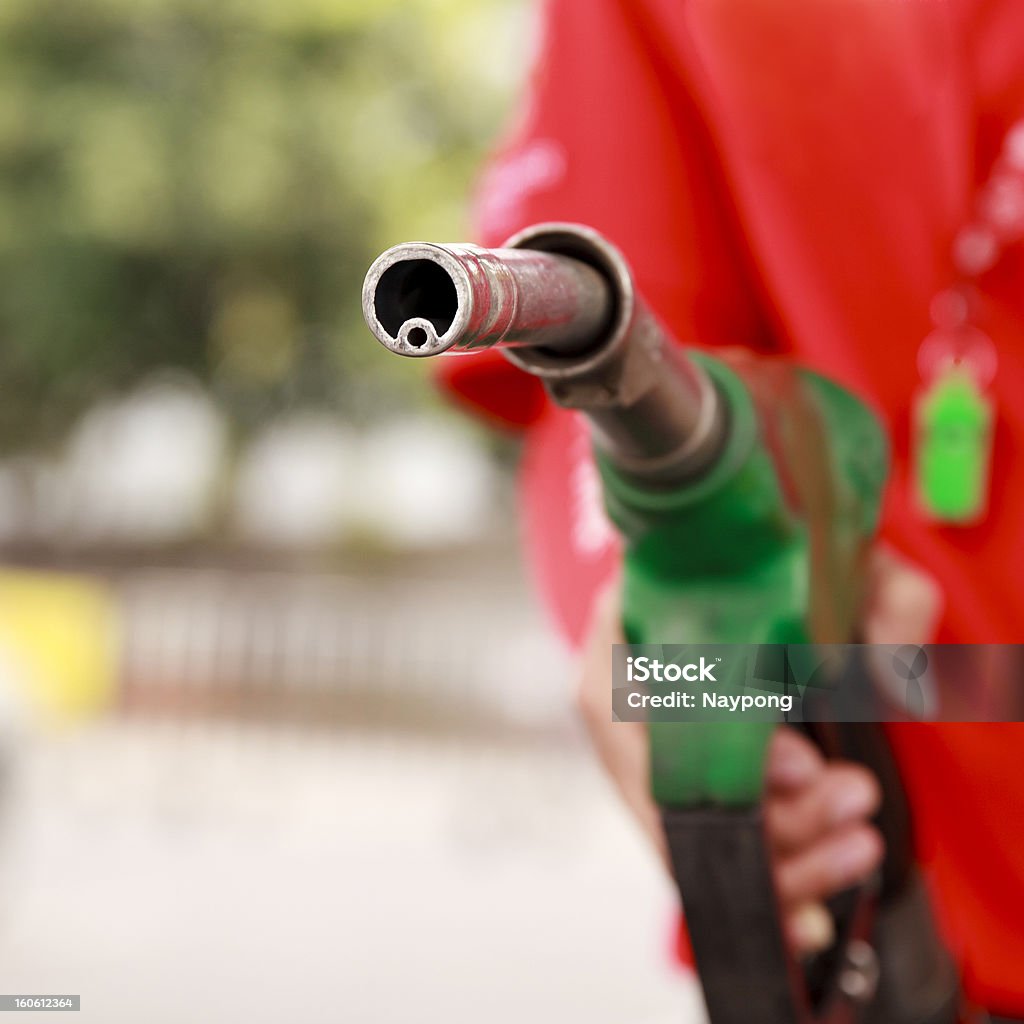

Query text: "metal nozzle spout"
[362, 223, 727, 487]
[362, 241, 613, 358]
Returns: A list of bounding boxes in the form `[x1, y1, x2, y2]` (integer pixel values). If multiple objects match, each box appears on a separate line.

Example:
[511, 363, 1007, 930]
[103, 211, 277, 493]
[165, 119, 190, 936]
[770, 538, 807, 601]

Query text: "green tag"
[914, 368, 993, 523]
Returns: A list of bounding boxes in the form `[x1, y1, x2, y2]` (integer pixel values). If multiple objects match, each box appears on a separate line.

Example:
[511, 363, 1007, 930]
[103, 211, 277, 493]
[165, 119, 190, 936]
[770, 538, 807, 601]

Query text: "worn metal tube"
[362, 223, 727, 486]
[362, 242, 611, 357]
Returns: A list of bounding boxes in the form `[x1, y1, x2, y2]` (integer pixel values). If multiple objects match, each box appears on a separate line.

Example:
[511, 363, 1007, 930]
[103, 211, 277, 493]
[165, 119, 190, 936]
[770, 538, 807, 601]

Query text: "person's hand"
[574, 547, 941, 955]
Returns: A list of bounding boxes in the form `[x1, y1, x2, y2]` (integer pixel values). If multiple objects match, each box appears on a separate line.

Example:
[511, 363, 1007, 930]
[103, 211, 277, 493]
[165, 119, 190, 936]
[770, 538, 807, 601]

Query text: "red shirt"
[438, 0, 1024, 1012]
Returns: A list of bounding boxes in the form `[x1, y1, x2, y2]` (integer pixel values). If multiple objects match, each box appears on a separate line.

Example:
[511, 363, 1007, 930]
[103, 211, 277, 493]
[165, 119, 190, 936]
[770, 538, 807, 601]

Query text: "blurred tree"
[0, 0, 528, 449]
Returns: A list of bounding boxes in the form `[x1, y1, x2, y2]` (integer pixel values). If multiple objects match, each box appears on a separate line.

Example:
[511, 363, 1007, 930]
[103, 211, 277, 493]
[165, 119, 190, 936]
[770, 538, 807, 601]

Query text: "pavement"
[0, 719, 707, 1023]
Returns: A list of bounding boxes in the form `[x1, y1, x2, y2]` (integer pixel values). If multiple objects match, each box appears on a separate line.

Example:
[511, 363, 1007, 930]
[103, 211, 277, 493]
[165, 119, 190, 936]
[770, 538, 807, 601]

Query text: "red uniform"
[438, 0, 1024, 1013]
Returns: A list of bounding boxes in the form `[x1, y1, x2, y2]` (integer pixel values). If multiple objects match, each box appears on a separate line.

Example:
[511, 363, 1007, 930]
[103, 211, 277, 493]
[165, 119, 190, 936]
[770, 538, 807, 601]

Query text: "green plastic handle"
[598, 354, 889, 807]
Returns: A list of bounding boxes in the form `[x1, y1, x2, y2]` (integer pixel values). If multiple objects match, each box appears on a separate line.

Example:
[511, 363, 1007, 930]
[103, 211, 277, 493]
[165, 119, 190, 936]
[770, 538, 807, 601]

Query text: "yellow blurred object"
[0, 570, 119, 722]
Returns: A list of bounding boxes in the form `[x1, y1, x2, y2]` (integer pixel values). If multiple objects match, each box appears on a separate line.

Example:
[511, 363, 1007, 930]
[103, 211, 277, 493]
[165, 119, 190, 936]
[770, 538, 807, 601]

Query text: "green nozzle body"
[604, 354, 888, 807]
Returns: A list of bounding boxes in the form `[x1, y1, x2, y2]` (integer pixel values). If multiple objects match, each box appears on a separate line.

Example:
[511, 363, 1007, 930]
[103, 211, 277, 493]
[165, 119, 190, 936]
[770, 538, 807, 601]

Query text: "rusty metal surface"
[363, 222, 727, 486]
[362, 240, 611, 357]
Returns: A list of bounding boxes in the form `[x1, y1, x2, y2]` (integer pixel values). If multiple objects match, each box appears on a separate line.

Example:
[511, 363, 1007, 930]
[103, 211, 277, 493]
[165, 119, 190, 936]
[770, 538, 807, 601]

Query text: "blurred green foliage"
[0, 0, 527, 449]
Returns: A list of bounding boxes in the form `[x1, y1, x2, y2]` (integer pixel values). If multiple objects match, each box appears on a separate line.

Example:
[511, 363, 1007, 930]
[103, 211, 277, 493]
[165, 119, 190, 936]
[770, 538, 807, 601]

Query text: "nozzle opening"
[374, 259, 458, 340]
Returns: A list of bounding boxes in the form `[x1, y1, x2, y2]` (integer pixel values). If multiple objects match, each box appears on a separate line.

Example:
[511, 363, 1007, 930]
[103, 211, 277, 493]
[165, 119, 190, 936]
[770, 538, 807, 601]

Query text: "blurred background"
[0, 0, 696, 1020]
